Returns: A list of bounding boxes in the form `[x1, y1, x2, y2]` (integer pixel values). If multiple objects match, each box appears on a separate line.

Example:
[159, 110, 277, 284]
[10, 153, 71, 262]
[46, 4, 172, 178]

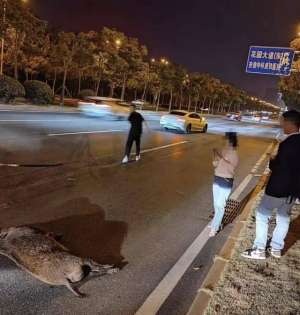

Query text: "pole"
[0, 0, 7, 75]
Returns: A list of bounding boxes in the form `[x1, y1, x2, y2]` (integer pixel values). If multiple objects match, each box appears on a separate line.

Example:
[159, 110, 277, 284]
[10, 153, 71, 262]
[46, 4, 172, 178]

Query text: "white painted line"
[0, 119, 71, 122]
[48, 130, 123, 136]
[135, 142, 275, 315]
[135, 226, 211, 315]
[0, 110, 80, 114]
[231, 142, 274, 200]
[140, 141, 189, 154]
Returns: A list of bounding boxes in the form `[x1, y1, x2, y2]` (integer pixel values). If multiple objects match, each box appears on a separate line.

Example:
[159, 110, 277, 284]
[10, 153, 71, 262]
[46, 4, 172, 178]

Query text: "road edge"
[186, 144, 276, 315]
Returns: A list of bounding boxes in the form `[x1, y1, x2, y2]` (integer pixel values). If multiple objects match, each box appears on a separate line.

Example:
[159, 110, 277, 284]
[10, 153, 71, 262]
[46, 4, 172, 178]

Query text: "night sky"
[31, 0, 300, 100]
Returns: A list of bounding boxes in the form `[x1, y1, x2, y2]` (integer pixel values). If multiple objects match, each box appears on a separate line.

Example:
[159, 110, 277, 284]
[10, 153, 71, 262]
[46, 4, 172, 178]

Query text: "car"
[226, 112, 242, 121]
[132, 99, 146, 110]
[160, 110, 208, 133]
[79, 102, 127, 120]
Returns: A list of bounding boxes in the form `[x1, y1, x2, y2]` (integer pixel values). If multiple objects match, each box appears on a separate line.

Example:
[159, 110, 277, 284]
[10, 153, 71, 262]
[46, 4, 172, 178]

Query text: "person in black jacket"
[122, 104, 149, 164]
[242, 110, 300, 260]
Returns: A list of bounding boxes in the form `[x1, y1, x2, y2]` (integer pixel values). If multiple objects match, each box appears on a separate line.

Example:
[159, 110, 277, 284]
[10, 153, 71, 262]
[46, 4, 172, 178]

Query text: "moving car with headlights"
[160, 110, 208, 133]
[226, 112, 242, 121]
[79, 102, 127, 120]
[132, 99, 147, 110]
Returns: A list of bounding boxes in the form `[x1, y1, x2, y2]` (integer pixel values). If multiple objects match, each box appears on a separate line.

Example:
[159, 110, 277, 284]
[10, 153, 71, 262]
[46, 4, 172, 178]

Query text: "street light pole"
[0, 0, 7, 75]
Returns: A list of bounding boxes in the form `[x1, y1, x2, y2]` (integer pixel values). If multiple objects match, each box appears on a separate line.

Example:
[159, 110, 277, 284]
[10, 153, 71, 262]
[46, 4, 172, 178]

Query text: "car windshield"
[170, 111, 186, 116]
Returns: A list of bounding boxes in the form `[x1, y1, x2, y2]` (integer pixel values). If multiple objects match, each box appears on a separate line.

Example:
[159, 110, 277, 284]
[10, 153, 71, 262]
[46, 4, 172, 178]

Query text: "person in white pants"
[210, 132, 239, 237]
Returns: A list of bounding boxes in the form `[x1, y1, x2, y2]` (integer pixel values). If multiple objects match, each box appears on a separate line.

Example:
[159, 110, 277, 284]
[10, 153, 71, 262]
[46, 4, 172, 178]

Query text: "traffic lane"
[0, 114, 277, 165]
[206, 116, 280, 138]
[0, 133, 273, 315]
[0, 111, 279, 137]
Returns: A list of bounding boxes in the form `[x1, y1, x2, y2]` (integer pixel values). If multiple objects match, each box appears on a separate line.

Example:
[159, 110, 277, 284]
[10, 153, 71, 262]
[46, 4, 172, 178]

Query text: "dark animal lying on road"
[0, 226, 119, 297]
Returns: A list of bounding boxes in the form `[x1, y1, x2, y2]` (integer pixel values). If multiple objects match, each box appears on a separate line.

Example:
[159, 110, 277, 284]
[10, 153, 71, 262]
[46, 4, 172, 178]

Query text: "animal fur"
[0, 226, 119, 297]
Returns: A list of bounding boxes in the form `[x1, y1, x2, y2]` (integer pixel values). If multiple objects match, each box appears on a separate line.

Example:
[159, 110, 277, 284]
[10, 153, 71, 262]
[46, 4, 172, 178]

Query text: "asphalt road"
[0, 111, 279, 315]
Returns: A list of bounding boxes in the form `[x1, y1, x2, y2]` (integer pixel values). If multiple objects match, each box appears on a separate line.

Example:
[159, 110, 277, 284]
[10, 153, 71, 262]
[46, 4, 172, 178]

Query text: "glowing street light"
[160, 58, 169, 65]
[151, 58, 156, 63]
[115, 39, 122, 48]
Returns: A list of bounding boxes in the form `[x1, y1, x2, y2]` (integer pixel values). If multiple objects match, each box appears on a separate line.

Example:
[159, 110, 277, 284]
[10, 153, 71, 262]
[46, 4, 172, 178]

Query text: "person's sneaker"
[122, 156, 129, 164]
[209, 228, 218, 237]
[136, 155, 141, 161]
[270, 248, 281, 258]
[241, 248, 266, 260]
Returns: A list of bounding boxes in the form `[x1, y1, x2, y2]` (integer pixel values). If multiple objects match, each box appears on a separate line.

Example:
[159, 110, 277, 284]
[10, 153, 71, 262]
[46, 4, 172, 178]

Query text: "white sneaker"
[136, 155, 141, 161]
[209, 228, 218, 237]
[270, 248, 281, 258]
[122, 156, 129, 164]
[241, 247, 266, 260]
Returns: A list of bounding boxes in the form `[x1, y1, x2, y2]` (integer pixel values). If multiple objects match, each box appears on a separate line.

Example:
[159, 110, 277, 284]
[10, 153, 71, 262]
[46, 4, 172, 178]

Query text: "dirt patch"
[206, 195, 300, 315]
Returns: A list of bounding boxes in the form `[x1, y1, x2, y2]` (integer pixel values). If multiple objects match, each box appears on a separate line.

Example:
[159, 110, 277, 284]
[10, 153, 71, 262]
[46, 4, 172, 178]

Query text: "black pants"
[125, 132, 141, 157]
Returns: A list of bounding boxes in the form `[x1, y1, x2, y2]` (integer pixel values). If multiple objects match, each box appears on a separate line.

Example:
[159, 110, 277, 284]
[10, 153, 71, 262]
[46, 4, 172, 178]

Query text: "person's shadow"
[282, 214, 300, 255]
[32, 198, 128, 268]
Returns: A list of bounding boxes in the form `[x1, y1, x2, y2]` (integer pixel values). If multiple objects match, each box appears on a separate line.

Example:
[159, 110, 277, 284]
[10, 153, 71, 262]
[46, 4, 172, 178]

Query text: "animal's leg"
[84, 259, 119, 275]
[66, 279, 86, 298]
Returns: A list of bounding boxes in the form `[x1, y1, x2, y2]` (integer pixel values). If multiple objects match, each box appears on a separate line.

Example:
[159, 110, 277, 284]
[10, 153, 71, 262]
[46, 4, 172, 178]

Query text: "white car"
[160, 110, 208, 133]
[132, 99, 146, 109]
[79, 102, 126, 120]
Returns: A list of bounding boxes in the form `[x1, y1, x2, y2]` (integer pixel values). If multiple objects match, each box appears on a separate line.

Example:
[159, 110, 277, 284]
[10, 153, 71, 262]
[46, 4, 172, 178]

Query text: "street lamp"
[1, 0, 28, 75]
[115, 39, 122, 48]
[160, 58, 169, 65]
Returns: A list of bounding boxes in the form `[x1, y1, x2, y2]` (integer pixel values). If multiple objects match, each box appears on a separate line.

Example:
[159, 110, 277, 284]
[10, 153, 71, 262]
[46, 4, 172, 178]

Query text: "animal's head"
[0, 227, 13, 239]
[0, 226, 37, 239]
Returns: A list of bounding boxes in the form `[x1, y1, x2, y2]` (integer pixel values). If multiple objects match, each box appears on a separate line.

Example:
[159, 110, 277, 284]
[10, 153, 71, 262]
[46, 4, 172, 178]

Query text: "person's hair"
[225, 132, 238, 148]
[282, 110, 300, 128]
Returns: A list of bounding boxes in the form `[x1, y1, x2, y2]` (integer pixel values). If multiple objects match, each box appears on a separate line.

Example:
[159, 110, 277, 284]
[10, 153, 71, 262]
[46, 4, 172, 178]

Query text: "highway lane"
[0, 111, 278, 315]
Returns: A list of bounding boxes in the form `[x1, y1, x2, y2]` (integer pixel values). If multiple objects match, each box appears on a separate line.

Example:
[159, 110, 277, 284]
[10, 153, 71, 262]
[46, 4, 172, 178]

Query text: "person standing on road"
[242, 110, 300, 260]
[122, 104, 148, 164]
[209, 132, 239, 237]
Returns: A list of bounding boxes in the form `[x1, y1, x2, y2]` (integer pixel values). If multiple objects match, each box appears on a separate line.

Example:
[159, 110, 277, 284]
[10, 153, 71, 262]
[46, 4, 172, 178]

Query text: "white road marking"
[0, 110, 79, 114]
[134, 141, 275, 315]
[231, 142, 274, 200]
[0, 119, 71, 122]
[48, 130, 123, 136]
[135, 226, 210, 315]
[140, 141, 189, 154]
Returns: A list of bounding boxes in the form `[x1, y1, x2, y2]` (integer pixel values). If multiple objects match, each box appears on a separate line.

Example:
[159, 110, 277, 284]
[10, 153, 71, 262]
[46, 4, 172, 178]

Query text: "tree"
[73, 32, 94, 95]
[278, 37, 300, 110]
[52, 32, 77, 104]
[2, 0, 46, 79]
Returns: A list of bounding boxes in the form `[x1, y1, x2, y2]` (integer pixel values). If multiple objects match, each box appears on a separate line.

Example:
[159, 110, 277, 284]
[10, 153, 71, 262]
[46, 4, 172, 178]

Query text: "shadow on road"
[33, 198, 128, 267]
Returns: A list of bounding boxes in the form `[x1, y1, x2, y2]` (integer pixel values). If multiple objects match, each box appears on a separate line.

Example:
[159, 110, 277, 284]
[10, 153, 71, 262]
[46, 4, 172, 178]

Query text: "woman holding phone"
[210, 132, 239, 237]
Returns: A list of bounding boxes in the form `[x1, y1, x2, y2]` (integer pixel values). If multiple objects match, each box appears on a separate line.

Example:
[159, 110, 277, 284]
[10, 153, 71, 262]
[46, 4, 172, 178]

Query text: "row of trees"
[1, 0, 276, 112]
[279, 37, 300, 111]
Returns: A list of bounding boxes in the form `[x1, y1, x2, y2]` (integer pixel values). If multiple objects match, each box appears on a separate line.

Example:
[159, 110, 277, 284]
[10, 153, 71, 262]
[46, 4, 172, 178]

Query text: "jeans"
[254, 194, 294, 250]
[125, 132, 141, 157]
[211, 180, 232, 231]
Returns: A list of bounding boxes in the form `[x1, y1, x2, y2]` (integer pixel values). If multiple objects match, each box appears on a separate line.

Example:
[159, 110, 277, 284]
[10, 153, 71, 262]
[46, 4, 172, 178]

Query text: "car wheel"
[202, 124, 208, 133]
[186, 124, 192, 134]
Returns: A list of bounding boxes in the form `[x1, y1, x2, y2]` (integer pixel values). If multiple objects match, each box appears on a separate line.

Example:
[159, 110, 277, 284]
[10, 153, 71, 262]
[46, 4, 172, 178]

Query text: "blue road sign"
[246, 46, 295, 76]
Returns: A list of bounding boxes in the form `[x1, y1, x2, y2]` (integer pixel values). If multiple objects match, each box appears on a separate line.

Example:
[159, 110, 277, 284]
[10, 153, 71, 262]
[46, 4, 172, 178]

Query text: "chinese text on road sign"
[246, 46, 295, 76]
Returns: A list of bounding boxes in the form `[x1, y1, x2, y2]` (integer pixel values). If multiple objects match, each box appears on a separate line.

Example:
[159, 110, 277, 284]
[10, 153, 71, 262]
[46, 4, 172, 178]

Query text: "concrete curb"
[186, 170, 272, 315]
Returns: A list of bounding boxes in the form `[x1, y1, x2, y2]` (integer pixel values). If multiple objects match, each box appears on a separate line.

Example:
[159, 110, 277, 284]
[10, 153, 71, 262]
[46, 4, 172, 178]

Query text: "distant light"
[151, 58, 156, 63]
[115, 39, 122, 47]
